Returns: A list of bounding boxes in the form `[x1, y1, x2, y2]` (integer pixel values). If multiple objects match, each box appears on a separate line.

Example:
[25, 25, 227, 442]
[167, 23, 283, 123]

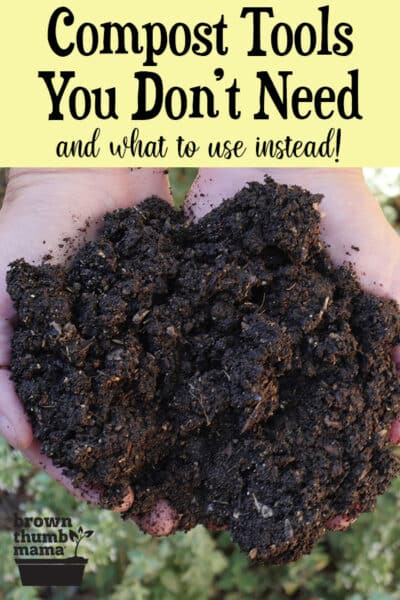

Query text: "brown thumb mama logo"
[13, 515, 94, 587]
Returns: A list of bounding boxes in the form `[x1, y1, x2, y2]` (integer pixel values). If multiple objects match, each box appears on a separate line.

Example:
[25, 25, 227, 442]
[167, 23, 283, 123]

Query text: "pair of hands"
[0, 167, 399, 534]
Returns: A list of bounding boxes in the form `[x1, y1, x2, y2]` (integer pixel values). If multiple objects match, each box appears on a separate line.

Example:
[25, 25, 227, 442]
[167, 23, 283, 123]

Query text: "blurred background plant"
[1, 167, 400, 600]
[364, 168, 400, 232]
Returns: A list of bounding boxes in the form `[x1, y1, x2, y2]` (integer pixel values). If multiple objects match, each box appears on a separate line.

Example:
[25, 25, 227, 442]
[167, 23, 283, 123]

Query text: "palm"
[186, 168, 400, 303]
[0, 168, 171, 512]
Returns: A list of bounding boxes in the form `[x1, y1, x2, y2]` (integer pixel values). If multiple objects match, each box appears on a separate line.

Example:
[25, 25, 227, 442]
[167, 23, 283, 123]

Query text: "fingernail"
[326, 515, 356, 531]
[112, 487, 135, 513]
[0, 415, 18, 447]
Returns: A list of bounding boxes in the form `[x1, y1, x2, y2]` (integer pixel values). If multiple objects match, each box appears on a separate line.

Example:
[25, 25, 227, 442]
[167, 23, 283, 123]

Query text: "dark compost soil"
[7, 177, 400, 564]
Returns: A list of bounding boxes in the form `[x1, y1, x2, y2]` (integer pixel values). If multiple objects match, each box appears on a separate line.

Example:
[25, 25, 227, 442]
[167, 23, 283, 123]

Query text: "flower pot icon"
[15, 557, 88, 586]
[15, 526, 93, 587]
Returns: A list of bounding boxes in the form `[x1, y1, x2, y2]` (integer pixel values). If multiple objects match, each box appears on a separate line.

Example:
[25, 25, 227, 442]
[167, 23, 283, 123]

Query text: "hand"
[186, 167, 400, 530]
[0, 168, 177, 533]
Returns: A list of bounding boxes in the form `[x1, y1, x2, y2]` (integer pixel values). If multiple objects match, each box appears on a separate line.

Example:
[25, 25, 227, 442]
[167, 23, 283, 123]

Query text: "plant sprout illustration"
[69, 526, 94, 557]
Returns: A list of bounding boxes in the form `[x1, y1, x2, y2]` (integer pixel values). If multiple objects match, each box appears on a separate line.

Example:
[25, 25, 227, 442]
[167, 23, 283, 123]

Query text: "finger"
[326, 515, 357, 531]
[389, 347, 400, 445]
[185, 168, 266, 221]
[392, 345, 400, 370]
[5, 168, 171, 212]
[128, 168, 173, 206]
[0, 317, 13, 366]
[133, 499, 179, 536]
[389, 420, 400, 445]
[0, 369, 33, 450]
[22, 440, 134, 512]
[185, 167, 315, 221]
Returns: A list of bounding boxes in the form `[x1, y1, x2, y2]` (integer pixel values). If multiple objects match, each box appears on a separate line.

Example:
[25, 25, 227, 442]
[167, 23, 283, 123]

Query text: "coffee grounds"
[7, 177, 400, 564]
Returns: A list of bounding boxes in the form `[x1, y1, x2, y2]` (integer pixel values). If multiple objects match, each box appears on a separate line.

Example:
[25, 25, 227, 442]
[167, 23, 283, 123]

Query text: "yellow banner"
[0, 1, 398, 166]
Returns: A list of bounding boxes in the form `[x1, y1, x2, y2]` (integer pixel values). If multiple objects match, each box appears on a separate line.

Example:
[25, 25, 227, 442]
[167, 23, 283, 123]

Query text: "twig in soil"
[314, 296, 331, 327]
[198, 393, 211, 426]
[241, 397, 266, 434]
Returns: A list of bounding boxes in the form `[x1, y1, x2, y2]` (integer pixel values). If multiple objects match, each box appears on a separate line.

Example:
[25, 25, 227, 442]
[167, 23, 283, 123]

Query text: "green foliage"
[111, 527, 227, 600]
[0, 441, 33, 494]
[169, 168, 197, 207]
[328, 478, 400, 598]
[364, 168, 400, 231]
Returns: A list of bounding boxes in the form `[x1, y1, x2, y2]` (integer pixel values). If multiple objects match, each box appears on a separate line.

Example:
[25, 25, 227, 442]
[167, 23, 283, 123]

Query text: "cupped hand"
[186, 167, 400, 530]
[0, 168, 178, 532]
[186, 168, 400, 300]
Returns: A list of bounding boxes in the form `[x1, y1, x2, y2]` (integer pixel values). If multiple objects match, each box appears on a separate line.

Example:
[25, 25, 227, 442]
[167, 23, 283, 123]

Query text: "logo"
[13, 515, 94, 587]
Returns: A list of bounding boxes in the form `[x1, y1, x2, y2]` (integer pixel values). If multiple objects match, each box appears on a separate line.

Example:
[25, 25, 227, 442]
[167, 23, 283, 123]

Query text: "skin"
[0, 167, 399, 535]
